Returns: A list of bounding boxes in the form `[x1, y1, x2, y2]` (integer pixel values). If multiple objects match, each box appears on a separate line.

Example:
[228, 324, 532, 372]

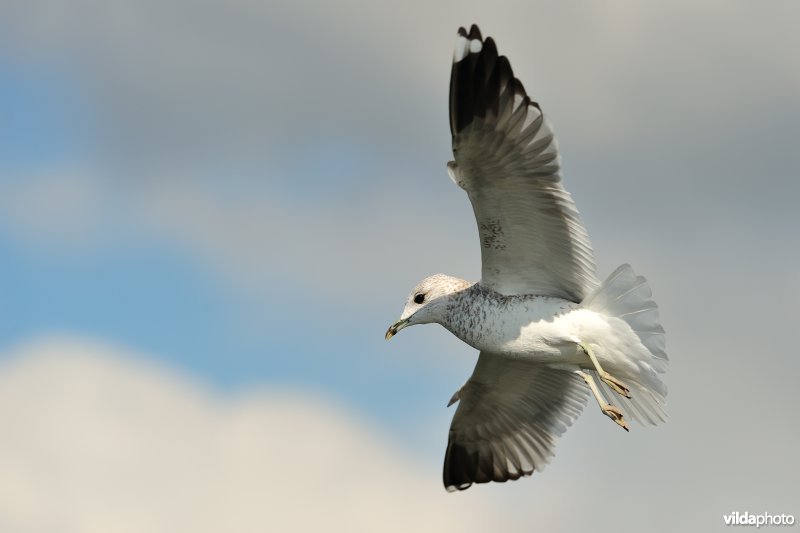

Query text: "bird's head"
[385, 274, 471, 340]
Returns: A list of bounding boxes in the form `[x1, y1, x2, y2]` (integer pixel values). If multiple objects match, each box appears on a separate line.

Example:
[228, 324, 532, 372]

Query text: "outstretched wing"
[449, 25, 598, 301]
[444, 352, 588, 491]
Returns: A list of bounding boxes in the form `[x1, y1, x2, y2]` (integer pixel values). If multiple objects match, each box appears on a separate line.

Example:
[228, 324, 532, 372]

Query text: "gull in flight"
[386, 25, 668, 492]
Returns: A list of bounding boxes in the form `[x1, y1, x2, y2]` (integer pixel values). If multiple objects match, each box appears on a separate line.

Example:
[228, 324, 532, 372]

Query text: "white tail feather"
[583, 264, 668, 425]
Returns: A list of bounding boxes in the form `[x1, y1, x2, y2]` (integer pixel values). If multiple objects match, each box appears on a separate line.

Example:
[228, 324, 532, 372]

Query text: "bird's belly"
[454, 298, 591, 363]
[487, 319, 583, 363]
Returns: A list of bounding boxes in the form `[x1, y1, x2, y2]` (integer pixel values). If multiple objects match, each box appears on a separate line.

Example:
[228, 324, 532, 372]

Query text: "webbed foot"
[601, 404, 629, 432]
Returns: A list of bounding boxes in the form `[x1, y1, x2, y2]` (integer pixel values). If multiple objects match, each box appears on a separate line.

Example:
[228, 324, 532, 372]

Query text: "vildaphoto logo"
[723, 512, 795, 528]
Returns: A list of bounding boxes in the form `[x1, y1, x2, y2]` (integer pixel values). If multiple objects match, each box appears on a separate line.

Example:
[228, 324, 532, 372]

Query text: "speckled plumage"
[446, 284, 578, 355]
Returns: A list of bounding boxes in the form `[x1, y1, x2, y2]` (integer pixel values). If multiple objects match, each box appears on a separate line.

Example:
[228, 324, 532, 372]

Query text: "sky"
[0, 0, 799, 531]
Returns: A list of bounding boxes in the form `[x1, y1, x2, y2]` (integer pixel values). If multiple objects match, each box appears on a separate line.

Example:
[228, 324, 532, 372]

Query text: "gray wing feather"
[450, 25, 598, 300]
[444, 351, 589, 491]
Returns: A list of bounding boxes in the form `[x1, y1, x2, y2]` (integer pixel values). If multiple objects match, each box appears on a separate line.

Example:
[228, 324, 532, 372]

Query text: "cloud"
[3, 0, 799, 157]
[0, 171, 112, 251]
[1, 0, 798, 297]
[0, 336, 521, 533]
[1, 4, 800, 529]
[2, 333, 799, 533]
[3, 0, 799, 187]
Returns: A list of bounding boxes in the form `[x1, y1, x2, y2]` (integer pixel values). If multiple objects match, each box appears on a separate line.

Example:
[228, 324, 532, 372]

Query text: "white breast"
[450, 293, 599, 362]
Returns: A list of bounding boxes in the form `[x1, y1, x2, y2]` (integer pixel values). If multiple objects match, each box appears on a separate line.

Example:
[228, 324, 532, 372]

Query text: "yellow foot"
[577, 342, 632, 399]
[602, 404, 629, 432]
[600, 372, 632, 399]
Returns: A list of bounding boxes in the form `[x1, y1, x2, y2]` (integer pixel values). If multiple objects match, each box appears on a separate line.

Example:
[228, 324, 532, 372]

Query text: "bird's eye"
[414, 294, 425, 304]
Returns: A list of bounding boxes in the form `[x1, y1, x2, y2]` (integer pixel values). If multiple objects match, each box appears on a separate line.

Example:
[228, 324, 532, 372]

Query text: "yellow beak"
[385, 317, 410, 340]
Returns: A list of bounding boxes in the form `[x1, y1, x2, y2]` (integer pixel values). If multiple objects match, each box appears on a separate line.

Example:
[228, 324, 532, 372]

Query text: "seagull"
[386, 25, 668, 492]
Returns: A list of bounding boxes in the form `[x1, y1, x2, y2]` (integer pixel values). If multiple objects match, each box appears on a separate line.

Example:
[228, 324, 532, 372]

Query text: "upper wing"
[449, 25, 598, 300]
[444, 352, 588, 491]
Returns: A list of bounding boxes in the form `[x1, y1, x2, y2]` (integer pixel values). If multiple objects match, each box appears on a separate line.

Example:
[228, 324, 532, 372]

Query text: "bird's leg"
[575, 370, 629, 432]
[578, 342, 631, 399]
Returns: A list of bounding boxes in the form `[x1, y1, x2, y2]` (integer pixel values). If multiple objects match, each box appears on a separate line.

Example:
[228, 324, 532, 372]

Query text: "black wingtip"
[450, 25, 493, 134]
[483, 36, 497, 56]
[443, 441, 478, 491]
[443, 437, 535, 491]
[468, 24, 482, 40]
[450, 25, 546, 137]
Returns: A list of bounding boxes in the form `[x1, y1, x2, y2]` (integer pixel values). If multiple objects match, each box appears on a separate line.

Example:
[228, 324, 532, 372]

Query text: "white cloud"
[2, 334, 799, 533]
[0, 336, 520, 533]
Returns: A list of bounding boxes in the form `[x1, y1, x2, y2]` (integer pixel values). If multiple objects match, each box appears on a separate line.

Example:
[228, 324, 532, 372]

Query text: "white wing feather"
[450, 26, 598, 300]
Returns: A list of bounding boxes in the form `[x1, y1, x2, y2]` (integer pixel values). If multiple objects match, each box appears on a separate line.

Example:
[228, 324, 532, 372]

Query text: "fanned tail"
[583, 264, 668, 425]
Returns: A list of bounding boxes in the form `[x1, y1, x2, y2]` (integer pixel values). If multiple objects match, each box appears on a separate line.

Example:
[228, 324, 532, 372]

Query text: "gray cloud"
[2, 0, 798, 255]
[4, 0, 799, 171]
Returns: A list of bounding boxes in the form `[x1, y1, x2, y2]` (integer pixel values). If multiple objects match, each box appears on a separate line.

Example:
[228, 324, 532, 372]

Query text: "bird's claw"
[600, 373, 631, 399]
[602, 404, 629, 432]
